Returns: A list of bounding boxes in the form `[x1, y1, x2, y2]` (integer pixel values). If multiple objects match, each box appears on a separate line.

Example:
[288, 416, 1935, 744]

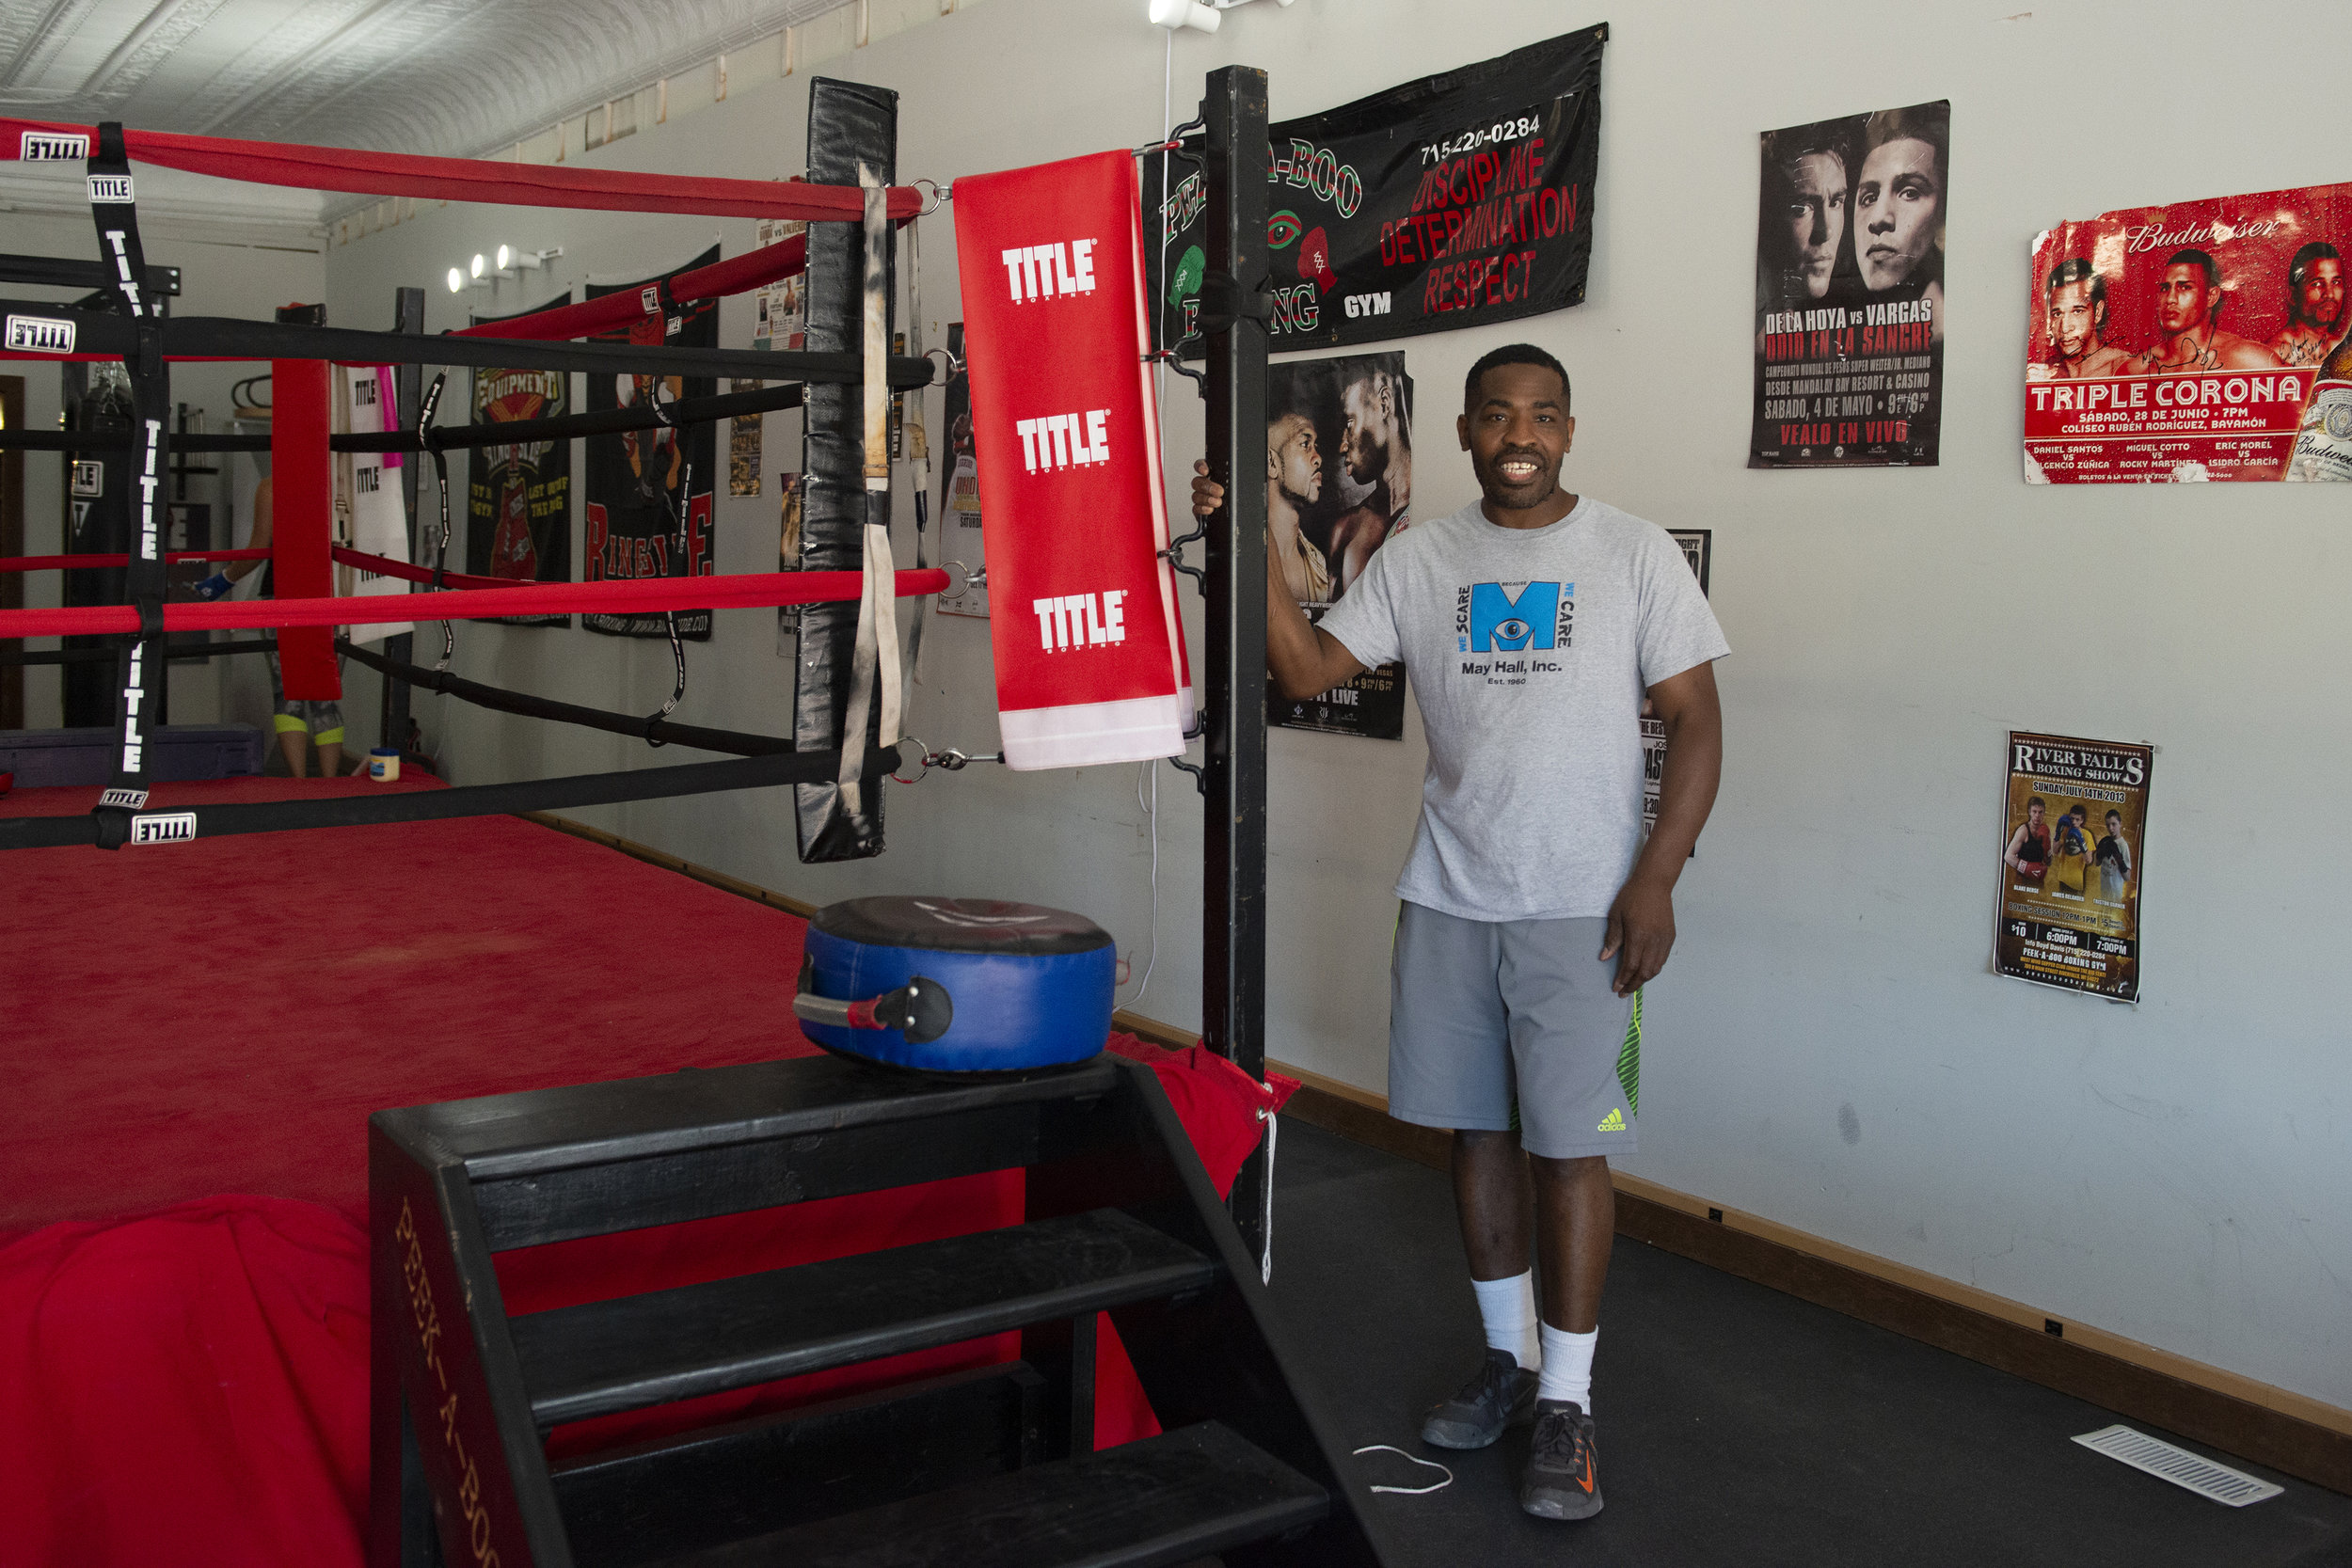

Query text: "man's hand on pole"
[1193, 458, 1364, 703]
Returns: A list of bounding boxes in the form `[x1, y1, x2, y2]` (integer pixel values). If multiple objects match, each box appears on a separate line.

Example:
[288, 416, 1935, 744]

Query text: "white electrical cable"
[1350, 1447, 1454, 1496]
[1119, 758, 1161, 1010]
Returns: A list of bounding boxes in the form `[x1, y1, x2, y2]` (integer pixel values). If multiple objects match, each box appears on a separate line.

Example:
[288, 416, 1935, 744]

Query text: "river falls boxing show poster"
[1751, 101, 1948, 468]
[1995, 732, 2153, 1003]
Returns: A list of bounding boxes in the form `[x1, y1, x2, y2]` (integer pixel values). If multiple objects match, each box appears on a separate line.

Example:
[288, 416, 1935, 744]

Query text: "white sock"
[1537, 1323, 1597, 1412]
[1470, 1272, 1541, 1370]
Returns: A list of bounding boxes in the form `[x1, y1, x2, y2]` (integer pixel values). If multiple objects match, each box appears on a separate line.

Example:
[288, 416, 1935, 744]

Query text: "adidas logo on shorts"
[1596, 1107, 1627, 1132]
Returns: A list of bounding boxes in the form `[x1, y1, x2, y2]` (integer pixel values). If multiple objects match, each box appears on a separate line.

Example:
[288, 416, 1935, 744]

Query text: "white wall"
[321, 0, 2352, 1411]
[7, 206, 326, 727]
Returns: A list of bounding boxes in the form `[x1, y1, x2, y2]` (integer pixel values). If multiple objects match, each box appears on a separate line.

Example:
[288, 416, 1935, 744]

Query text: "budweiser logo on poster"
[2024, 182, 2351, 483]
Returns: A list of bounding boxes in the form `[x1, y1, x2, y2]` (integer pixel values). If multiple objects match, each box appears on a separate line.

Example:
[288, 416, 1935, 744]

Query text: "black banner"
[584, 248, 718, 639]
[1149, 26, 1605, 355]
[467, 295, 574, 627]
[1749, 101, 1947, 468]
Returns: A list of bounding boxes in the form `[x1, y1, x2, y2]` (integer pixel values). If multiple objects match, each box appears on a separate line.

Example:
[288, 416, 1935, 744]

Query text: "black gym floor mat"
[1265, 1117, 2352, 1568]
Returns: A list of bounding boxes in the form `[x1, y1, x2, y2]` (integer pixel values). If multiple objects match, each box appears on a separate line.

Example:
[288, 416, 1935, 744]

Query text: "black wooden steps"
[513, 1207, 1216, 1426]
[652, 1420, 1328, 1568]
[552, 1362, 1046, 1568]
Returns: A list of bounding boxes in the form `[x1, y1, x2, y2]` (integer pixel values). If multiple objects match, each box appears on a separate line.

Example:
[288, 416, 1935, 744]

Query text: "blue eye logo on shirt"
[1460, 580, 1571, 652]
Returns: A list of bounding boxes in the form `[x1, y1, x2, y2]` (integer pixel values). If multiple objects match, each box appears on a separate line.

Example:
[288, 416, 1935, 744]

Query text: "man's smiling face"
[1458, 361, 1574, 513]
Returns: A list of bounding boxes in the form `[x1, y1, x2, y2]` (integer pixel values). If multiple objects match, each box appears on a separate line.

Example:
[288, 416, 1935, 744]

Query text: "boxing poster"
[774, 471, 804, 650]
[934, 323, 989, 620]
[2023, 182, 2351, 483]
[1995, 732, 2153, 1003]
[1643, 530, 1712, 836]
[1263, 353, 1411, 740]
[730, 379, 763, 497]
[1750, 101, 1948, 469]
[583, 246, 719, 639]
[466, 298, 573, 627]
[1147, 26, 1603, 355]
[337, 364, 415, 645]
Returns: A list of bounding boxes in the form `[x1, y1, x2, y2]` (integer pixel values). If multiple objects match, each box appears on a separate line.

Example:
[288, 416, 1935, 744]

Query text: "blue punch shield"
[797, 896, 1116, 1071]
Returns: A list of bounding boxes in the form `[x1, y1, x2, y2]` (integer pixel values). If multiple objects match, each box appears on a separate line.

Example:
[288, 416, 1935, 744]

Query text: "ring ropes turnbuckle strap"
[84, 121, 171, 849]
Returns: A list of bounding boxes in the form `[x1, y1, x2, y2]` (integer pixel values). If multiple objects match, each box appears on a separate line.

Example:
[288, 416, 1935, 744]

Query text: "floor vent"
[2072, 1425, 2283, 1507]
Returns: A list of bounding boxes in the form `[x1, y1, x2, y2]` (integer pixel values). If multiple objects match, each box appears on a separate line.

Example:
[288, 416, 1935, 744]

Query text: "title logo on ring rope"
[6, 314, 75, 353]
[130, 812, 197, 846]
[20, 130, 89, 161]
[87, 173, 135, 203]
[1000, 239, 1096, 303]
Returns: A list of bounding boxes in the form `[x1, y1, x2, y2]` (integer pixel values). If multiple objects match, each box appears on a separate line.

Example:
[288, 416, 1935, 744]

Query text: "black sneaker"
[1420, 1348, 1537, 1449]
[1519, 1399, 1601, 1519]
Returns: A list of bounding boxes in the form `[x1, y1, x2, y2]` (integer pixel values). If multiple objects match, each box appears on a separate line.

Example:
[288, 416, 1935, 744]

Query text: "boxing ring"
[0, 65, 1360, 1568]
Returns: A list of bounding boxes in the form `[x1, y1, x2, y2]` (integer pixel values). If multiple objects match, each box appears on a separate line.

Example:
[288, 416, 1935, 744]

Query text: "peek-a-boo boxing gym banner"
[1995, 732, 2153, 1003]
[955, 150, 1192, 770]
[1750, 100, 1949, 468]
[1264, 353, 1411, 740]
[584, 246, 720, 639]
[1148, 26, 1604, 355]
[2024, 181, 2352, 483]
[467, 297, 574, 628]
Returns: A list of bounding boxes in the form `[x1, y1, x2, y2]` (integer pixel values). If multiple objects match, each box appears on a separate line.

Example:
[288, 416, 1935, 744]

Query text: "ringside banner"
[2024, 181, 2352, 483]
[1148, 26, 1604, 355]
[955, 150, 1191, 769]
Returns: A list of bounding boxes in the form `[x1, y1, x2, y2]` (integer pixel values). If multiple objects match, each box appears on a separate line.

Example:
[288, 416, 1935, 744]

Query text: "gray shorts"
[1388, 901, 1641, 1161]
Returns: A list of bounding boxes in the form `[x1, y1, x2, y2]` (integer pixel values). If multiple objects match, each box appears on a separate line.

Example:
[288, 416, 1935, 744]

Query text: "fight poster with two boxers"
[466, 295, 574, 628]
[584, 246, 720, 640]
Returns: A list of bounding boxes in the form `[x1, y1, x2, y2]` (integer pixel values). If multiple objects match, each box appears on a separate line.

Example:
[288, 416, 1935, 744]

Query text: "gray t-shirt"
[1318, 496, 1729, 921]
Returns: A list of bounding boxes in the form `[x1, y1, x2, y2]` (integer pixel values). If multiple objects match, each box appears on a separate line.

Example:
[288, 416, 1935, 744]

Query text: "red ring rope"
[0, 549, 269, 573]
[0, 116, 922, 222]
[0, 567, 947, 638]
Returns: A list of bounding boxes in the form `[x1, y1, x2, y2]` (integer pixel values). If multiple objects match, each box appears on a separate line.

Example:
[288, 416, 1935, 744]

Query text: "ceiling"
[0, 0, 855, 226]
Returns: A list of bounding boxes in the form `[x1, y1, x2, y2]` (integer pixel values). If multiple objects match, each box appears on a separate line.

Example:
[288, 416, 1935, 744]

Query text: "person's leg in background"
[275, 713, 311, 778]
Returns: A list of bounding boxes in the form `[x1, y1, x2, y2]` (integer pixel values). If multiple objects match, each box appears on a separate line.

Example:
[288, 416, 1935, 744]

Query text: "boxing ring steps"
[371, 1052, 1387, 1568]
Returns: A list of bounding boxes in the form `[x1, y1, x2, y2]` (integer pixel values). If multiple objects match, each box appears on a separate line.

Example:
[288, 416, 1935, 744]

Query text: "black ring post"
[383, 285, 425, 766]
[1200, 67, 1272, 1253]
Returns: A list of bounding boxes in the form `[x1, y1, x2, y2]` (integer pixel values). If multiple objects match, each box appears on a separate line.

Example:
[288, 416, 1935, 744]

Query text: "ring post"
[1200, 65, 1272, 1255]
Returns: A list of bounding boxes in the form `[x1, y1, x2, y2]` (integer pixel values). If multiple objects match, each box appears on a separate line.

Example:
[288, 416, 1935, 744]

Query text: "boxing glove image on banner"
[954, 150, 1193, 769]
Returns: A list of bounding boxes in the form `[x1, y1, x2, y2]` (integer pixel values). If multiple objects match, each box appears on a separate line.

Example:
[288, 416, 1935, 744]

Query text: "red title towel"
[953, 150, 1191, 770]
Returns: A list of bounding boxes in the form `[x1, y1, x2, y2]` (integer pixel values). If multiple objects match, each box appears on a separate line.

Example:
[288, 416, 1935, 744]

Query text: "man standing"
[2036, 259, 2136, 379]
[2140, 250, 2281, 372]
[1193, 344, 1727, 1522]
[2269, 243, 2345, 370]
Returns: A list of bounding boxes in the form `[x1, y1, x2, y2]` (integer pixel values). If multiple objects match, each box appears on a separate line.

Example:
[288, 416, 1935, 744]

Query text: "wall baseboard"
[529, 814, 2350, 1497]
